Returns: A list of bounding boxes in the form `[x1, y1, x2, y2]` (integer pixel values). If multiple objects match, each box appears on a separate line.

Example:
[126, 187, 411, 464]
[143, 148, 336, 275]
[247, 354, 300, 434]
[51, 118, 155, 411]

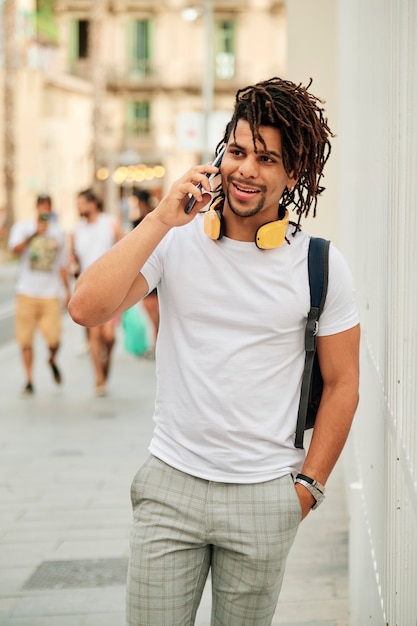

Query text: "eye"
[229, 148, 244, 157]
[259, 154, 276, 163]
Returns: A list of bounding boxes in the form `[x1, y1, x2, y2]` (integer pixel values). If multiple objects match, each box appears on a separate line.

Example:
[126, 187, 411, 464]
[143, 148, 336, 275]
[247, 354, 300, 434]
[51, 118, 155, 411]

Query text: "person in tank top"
[70, 189, 123, 396]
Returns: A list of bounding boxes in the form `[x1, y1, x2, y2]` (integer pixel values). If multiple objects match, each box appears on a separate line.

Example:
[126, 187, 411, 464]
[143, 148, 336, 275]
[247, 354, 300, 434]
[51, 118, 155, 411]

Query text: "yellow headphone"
[203, 200, 289, 249]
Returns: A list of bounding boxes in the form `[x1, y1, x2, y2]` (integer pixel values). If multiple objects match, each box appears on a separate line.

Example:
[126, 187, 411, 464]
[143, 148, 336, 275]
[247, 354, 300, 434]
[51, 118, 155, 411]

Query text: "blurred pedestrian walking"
[70, 189, 123, 396]
[8, 193, 70, 395]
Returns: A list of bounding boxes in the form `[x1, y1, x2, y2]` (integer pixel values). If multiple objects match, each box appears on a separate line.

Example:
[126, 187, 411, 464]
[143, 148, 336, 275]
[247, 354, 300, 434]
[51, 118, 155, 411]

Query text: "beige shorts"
[15, 294, 62, 348]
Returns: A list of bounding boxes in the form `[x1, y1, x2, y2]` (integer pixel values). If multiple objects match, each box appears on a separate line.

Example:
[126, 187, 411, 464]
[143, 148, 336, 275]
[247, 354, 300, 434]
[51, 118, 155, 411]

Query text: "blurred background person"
[8, 194, 70, 395]
[128, 189, 159, 347]
[128, 189, 154, 229]
[70, 189, 123, 396]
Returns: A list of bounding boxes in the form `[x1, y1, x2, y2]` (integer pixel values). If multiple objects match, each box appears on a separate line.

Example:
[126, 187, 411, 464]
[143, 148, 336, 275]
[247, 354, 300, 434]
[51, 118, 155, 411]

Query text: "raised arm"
[10, 219, 47, 256]
[68, 161, 219, 328]
[295, 324, 361, 518]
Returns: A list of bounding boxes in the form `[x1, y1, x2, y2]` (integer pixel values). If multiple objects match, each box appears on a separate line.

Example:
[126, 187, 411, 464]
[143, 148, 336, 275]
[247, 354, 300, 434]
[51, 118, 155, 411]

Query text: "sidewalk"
[0, 312, 350, 626]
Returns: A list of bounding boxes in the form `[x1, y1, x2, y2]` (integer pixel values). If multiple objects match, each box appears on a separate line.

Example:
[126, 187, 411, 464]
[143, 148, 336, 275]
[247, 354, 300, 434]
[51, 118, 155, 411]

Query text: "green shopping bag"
[122, 304, 151, 356]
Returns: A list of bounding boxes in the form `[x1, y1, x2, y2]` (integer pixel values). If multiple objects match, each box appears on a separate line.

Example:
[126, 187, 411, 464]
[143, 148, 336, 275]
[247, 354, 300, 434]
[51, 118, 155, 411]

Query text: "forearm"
[11, 232, 36, 255]
[59, 268, 71, 302]
[68, 211, 171, 326]
[294, 325, 360, 518]
[301, 325, 360, 486]
[300, 382, 359, 485]
[294, 382, 359, 519]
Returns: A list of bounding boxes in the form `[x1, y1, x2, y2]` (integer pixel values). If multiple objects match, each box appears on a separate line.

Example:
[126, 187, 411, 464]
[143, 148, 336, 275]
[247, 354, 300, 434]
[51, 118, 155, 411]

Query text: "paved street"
[0, 306, 350, 626]
[0, 260, 17, 347]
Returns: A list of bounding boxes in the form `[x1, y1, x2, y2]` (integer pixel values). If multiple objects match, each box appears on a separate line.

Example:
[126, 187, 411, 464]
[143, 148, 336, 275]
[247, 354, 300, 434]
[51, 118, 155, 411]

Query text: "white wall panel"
[338, 0, 417, 623]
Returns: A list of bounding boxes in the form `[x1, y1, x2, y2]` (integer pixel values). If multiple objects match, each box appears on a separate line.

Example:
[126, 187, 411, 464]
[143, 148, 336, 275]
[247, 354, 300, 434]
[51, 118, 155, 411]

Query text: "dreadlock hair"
[216, 77, 334, 227]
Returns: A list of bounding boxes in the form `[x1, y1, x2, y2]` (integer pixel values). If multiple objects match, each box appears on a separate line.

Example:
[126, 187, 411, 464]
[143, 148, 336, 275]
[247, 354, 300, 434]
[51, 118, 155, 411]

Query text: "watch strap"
[295, 473, 325, 494]
[294, 474, 326, 510]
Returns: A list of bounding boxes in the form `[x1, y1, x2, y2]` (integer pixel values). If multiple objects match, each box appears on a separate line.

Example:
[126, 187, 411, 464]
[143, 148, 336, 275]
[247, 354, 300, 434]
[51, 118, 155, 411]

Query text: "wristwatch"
[294, 473, 326, 509]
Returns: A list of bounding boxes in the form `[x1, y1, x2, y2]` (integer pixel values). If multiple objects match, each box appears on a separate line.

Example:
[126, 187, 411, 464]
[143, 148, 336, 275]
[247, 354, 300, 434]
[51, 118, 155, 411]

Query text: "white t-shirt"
[140, 214, 359, 483]
[8, 219, 67, 298]
[73, 213, 117, 272]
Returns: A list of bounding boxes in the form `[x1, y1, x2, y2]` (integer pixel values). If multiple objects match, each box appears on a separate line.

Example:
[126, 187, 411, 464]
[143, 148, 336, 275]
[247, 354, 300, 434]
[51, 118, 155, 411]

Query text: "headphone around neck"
[203, 201, 289, 249]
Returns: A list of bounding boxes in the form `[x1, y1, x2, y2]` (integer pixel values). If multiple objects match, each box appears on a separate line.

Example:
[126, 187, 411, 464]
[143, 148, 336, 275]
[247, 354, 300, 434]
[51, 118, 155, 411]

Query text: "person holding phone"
[8, 194, 70, 395]
[69, 77, 360, 626]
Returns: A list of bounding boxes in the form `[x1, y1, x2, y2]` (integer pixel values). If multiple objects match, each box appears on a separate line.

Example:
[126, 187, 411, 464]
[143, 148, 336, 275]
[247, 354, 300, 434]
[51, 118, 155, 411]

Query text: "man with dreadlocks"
[69, 77, 360, 626]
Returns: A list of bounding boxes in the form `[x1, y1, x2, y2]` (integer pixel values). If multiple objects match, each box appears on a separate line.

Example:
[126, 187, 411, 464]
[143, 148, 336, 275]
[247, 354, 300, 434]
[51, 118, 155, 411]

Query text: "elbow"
[68, 295, 90, 327]
[68, 292, 110, 328]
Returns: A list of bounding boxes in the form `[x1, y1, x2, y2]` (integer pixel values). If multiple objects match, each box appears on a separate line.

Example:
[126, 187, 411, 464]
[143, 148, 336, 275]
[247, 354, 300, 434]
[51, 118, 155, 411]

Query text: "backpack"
[294, 237, 330, 449]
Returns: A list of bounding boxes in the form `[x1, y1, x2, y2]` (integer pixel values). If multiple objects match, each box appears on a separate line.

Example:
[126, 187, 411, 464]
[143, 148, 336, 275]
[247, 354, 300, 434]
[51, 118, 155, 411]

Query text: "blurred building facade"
[0, 0, 286, 230]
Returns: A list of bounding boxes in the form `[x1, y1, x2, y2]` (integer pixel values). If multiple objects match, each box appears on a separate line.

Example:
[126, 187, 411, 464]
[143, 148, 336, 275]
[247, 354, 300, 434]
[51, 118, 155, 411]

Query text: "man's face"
[77, 195, 93, 218]
[221, 119, 296, 224]
[36, 199, 52, 221]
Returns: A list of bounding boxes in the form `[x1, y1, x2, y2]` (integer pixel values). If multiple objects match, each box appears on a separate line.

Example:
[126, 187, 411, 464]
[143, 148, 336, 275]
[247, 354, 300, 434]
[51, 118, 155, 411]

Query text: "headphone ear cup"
[255, 210, 289, 249]
[204, 209, 224, 240]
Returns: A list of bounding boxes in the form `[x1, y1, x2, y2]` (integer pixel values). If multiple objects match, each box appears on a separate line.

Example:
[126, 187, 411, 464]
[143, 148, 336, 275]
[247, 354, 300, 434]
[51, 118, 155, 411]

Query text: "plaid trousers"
[127, 455, 301, 626]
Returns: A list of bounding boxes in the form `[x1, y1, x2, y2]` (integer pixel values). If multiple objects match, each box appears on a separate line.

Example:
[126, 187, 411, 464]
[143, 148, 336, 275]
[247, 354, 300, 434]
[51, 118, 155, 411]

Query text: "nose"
[237, 154, 259, 179]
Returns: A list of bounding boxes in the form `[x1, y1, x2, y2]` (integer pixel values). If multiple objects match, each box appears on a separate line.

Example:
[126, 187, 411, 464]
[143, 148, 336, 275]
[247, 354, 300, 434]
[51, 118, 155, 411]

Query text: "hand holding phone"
[184, 147, 225, 214]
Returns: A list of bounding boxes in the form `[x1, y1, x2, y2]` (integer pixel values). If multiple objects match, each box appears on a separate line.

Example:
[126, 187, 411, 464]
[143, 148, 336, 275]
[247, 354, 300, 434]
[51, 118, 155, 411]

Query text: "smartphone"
[184, 146, 226, 214]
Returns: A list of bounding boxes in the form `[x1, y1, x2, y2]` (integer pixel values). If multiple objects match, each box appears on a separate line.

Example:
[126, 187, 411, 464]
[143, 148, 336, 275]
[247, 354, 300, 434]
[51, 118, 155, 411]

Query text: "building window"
[128, 19, 153, 77]
[215, 20, 235, 80]
[69, 19, 89, 60]
[77, 20, 89, 58]
[69, 19, 90, 75]
[126, 101, 151, 136]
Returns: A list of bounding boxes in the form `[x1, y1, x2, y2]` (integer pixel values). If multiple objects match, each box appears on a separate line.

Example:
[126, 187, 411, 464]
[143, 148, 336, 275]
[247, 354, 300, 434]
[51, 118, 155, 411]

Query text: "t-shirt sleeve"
[140, 234, 168, 294]
[317, 243, 360, 336]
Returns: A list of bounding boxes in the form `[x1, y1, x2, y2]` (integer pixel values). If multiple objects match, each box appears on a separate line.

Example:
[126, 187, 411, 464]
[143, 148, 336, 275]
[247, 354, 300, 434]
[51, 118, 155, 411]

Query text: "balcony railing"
[106, 62, 242, 94]
[106, 61, 161, 90]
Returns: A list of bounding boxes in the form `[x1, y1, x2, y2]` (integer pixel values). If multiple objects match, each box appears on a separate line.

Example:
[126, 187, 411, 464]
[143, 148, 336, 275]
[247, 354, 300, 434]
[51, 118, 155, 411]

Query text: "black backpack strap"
[294, 237, 330, 449]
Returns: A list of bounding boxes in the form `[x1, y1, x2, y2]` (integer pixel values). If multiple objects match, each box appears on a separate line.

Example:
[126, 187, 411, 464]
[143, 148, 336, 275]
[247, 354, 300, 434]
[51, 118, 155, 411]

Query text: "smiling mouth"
[234, 182, 259, 193]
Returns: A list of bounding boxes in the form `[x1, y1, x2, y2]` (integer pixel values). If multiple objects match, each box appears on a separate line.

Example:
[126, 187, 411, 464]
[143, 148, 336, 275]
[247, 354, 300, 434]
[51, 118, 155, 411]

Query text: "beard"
[225, 178, 266, 218]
